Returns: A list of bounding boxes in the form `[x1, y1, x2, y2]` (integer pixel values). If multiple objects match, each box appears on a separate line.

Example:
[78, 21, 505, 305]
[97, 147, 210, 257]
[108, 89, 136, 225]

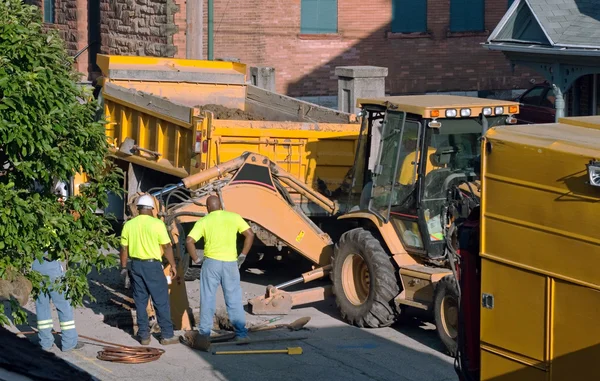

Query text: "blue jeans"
[32, 259, 78, 351]
[130, 259, 174, 339]
[199, 258, 247, 338]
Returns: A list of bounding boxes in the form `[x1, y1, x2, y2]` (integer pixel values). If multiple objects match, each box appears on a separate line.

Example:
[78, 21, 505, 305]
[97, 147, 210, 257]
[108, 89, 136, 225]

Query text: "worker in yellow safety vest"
[120, 194, 179, 346]
[185, 195, 255, 351]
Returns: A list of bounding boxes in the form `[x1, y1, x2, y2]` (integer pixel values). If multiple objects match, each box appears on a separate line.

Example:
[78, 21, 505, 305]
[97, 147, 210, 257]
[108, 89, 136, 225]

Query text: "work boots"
[159, 336, 180, 345]
[63, 342, 85, 352]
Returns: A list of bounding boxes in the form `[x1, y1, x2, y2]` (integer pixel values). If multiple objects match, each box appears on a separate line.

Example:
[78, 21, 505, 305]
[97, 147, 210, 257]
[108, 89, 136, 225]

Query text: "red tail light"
[202, 140, 208, 153]
[194, 131, 202, 153]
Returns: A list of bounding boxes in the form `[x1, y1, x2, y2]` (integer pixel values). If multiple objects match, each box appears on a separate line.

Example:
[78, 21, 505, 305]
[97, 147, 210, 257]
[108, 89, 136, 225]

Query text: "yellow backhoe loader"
[144, 95, 520, 356]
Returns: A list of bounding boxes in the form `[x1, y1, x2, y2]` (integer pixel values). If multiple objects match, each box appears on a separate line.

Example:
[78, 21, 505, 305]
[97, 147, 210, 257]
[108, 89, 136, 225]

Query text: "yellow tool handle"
[213, 347, 303, 355]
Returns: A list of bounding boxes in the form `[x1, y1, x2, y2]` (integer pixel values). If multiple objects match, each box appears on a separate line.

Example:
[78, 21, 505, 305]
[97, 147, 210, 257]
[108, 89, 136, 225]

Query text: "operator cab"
[347, 95, 519, 260]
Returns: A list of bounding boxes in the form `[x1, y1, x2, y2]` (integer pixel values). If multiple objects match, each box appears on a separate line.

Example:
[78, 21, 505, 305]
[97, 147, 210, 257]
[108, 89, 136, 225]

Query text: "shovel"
[249, 316, 311, 333]
[213, 346, 303, 355]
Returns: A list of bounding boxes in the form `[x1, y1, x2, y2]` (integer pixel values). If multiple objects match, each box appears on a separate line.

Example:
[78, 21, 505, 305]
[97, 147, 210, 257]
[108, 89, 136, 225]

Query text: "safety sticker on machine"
[296, 230, 305, 242]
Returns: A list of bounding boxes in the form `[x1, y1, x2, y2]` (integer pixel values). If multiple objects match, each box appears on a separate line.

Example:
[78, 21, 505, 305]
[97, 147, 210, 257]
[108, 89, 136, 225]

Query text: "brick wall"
[201, 0, 266, 63]
[99, 0, 179, 57]
[200, 0, 535, 97]
[27, 0, 89, 78]
[173, 0, 186, 58]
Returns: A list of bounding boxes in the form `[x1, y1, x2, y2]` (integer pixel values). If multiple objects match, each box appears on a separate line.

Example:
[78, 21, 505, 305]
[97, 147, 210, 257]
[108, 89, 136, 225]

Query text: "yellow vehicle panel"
[480, 122, 600, 380]
[558, 115, 600, 130]
[357, 95, 519, 119]
[203, 121, 358, 192]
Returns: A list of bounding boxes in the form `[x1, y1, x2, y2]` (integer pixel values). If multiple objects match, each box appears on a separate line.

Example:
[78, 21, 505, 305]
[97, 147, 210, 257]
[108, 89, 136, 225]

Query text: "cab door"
[368, 110, 410, 222]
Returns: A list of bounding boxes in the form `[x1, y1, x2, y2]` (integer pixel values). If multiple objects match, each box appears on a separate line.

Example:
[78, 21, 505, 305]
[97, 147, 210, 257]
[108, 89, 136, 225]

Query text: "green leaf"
[0, 0, 122, 325]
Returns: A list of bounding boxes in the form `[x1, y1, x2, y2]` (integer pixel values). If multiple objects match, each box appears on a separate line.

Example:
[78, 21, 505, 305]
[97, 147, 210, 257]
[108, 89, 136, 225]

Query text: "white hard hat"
[136, 194, 155, 209]
[53, 180, 68, 198]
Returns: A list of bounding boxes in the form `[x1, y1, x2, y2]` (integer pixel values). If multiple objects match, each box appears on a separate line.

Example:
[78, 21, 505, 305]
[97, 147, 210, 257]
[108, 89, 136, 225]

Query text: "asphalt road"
[10, 258, 456, 381]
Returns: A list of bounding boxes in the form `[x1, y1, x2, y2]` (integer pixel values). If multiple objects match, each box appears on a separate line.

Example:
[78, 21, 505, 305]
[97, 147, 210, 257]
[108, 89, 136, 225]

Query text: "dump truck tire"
[184, 265, 201, 282]
[434, 274, 459, 356]
[175, 222, 201, 281]
[332, 228, 399, 328]
[180, 243, 202, 281]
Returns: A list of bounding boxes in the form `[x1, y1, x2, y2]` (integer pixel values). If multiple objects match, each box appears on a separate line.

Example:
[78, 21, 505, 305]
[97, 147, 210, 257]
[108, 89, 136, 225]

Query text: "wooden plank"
[246, 85, 356, 124]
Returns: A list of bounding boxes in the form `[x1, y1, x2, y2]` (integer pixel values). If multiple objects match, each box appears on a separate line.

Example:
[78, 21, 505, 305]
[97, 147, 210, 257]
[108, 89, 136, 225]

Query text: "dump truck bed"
[480, 122, 600, 380]
[97, 55, 359, 207]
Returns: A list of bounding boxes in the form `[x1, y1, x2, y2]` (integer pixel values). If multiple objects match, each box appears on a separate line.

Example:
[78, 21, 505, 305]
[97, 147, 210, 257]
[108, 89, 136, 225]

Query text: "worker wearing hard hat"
[120, 194, 179, 346]
[185, 195, 255, 350]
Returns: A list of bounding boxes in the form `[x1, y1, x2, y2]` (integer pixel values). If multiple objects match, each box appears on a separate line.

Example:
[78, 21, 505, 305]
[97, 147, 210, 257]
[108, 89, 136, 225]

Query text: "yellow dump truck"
[91, 54, 359, 279]
[454, 115, 600, 381]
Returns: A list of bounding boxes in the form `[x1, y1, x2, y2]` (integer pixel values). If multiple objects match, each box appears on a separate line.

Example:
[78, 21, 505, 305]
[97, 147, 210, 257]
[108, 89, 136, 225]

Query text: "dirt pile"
[196, 104, 265, 121]
[0, 270, 33, 306]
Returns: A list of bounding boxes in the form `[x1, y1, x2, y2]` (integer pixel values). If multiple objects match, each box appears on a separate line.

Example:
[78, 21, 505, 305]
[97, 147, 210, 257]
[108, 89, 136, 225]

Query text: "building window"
[43, 0, 55, 23]
[450, 0, 485, 32]
[391, 0, 427, 33]
[300, 0, 338, 34]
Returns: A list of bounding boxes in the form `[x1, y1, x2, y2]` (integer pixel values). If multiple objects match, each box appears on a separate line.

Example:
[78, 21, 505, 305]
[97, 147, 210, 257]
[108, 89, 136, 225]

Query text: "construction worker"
[33, 180, 83, 352]
[185, 195, 254, 350]
[120, 194, 179, 346]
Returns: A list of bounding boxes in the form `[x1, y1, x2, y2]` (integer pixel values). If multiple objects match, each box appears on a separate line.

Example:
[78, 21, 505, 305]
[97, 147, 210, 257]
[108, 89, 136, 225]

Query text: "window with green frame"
[450, 0, 485, 32]
[43, 0, 55, 23]
[391, 0, 427, 33]
[300, 0, 338, 34]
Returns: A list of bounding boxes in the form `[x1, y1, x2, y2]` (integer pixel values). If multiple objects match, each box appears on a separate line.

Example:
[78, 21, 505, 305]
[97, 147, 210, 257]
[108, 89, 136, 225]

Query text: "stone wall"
[100, 0, 179, 57]
[26, 0, 89, 77]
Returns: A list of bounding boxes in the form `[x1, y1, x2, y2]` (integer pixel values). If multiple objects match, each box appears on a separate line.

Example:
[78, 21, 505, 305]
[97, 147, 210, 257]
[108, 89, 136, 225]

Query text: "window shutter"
[392, 0, 427, 33]
[318, 0, 338, 34]
[450, 0, 484, 32]
[301, 0, 337, 34]
[43, 0, 55, 23]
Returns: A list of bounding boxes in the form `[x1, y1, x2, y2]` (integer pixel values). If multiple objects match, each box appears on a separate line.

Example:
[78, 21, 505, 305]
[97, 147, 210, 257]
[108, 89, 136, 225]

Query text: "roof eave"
[482, 41, 600, 57]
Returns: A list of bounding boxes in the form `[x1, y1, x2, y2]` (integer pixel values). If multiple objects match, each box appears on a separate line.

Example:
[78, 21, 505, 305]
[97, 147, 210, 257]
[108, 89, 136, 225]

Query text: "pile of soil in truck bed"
[196, 104, 265, 121]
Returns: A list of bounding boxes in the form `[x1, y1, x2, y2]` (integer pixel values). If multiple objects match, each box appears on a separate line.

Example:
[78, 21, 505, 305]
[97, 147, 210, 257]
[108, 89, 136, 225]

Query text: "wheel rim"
[440, 294, 458, 339]
[341, 253, 370, 305]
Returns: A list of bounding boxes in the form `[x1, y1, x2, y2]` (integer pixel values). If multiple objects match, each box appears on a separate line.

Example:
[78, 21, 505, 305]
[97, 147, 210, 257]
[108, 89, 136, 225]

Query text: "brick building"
[30, 0, 534, 102]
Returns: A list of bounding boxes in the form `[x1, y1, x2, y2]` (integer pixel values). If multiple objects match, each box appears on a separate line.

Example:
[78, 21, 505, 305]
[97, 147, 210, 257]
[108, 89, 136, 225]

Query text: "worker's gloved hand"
[192, 250, 204, 266]
[120, 268, 130, 289]
[237, 254, 247, 269]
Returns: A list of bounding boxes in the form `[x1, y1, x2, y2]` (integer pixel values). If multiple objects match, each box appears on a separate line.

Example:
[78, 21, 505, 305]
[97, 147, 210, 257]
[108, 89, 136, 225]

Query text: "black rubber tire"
[174, 222, 202, 282]
[331, 228, 400, 328]
[184, 263, 201, 281]
[433, 274, 459, 356]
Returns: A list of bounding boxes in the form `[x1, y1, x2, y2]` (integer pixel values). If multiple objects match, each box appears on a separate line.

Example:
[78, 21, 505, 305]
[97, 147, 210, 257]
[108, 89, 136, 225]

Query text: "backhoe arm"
[161, 152, 335, 266]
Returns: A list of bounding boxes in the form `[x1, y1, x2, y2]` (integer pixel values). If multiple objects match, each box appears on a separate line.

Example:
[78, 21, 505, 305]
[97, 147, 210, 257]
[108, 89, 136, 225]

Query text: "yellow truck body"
[480, 119, 600, 380]
[95, 54, 359, 215]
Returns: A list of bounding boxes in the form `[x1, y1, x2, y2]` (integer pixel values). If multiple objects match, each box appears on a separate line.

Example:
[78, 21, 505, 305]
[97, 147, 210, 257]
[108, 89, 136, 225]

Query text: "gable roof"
[488, 0, 600, 49]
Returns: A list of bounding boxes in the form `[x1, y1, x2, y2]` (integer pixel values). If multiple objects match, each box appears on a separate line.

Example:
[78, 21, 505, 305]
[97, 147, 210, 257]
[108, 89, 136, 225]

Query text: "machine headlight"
[482, 107, 492, 116]
[445, 109, 457, 117]
[494, 106, 504, 115]
[460, 108, 471, 117]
